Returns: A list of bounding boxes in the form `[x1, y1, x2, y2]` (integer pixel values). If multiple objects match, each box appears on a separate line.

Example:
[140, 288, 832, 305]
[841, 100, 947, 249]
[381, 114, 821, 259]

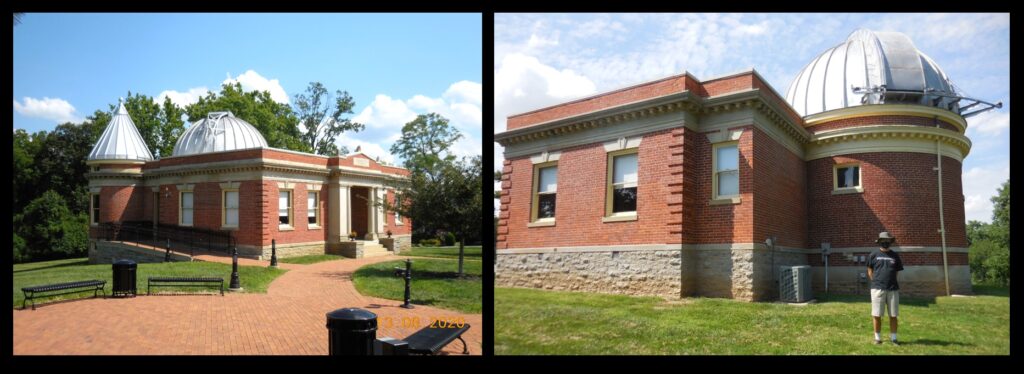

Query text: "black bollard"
[401, 259, 413, 309]
[165, 239, 171, 262]
[229, 246, 243, 291]
[270, 239, 278, 268]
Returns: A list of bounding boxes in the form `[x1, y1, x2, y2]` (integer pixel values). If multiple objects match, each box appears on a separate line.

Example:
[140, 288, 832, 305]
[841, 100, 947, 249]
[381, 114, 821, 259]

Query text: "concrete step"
[357, 242, 391, 258]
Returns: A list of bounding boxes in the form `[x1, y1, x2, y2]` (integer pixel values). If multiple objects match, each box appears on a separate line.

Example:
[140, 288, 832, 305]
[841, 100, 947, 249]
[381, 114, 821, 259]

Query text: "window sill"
[602, 214, 638, 223]
[527, 220, 556, 227]
[278, 226, 295, 231]
[221, 226, 239, 231]
[832, 187, 864, 195]
[709, 196, 741, 205]
[308, 225, 322, 230]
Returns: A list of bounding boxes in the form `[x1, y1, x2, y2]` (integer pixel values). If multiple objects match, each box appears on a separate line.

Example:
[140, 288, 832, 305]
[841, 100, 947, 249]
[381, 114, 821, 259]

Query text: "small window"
[223, 190, 239, 227]
[836, 165, 860, 188]
[307, 191, 318, 226]
[91, 194, 100, 224]
[714, 143, 739, 198]
[533, 164, 557, 220]
[608, 151, 638, 215]
[279, 190, 292, 226]
[180, 192, 193, 226]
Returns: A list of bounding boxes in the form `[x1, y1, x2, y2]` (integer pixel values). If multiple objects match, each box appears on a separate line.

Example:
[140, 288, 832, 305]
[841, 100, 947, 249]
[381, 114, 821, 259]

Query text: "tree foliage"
[389, 113, 462, 174]
[966, 179, 1010, 286]
[292, 81, 364, 156]
[13, 191, 89, 263]
[185, 82, 309, 152]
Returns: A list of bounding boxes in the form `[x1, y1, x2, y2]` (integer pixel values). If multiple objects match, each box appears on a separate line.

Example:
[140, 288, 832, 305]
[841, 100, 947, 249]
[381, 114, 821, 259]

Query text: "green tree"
[34, 121, 104, 214]
[121, 92, 164, 157]
[157, 96, 187, 158]
[292, 82, 364, 156]
[14, 191, 90, 262]
[389, 113, 462, 173]
[185, 82, 308, 152]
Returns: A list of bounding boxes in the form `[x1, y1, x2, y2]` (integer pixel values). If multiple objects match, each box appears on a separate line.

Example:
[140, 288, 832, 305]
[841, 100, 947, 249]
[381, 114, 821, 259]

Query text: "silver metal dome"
[172, 111, 268, 157]
[87, 99, 155, 162]
[785, 29, 962, 118]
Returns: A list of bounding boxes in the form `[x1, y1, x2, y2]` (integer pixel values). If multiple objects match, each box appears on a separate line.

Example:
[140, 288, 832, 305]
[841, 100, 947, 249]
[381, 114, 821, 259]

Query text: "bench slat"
[148, 277, 222, 282]
[403, 325, 471, 354]
[23, 280, 105, 292]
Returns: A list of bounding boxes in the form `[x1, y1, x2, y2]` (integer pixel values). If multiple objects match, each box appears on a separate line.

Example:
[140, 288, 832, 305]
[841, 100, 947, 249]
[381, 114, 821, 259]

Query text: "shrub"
[419, 238, 441, 247]
[13, 233, 27, 263]
[14, 190, 89, 261]
[440, 232, 456, 246]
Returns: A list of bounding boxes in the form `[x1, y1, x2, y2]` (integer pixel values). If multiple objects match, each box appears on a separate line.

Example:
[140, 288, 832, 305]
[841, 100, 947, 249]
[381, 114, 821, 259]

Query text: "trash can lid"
[113, 259, 137, 266]
[326, 308, 377, 329]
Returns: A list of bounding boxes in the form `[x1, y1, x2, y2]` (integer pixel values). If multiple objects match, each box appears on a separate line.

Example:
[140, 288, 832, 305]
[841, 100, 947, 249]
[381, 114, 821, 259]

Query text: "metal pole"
[936, 121, 951, 296]
[165, 239, 171, 262]
[270, 239, 279, 268]
[401, 259, 413, 309]
[229, 246, 243, 291]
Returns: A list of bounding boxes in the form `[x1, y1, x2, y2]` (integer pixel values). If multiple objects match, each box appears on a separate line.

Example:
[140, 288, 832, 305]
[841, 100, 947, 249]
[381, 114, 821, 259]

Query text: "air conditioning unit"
[779, 265, 812, 303]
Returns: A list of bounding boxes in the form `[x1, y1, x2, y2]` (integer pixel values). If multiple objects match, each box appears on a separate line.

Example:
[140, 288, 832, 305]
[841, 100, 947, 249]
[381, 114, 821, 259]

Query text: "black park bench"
[402, 324, 471, 355]
[147, 277, 224, 296]
[21, 280, 106, 310]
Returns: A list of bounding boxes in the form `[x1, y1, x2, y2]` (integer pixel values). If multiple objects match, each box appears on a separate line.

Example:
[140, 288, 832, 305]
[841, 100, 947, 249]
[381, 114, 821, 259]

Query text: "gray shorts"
[871, 288, 899, 318]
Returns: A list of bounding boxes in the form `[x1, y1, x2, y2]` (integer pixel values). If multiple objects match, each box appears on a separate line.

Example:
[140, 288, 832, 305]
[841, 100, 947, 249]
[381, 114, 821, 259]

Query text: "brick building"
[494, 29, 996, 300]
[86, 103, 411, 260]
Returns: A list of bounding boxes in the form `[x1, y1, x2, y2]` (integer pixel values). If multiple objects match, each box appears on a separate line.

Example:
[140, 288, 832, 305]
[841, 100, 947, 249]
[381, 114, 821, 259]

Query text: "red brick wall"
[500, 128, 682, 248]
[808, 115, 959, 134]
[507, 75, 692, 130]
[384, 188, 411, 236]
[807, 152, 968, 249]
[266, 182, 328, 246]
[752, 127, 807, 248]
[99, 186, 146, 223]
[688, 126, 755, 244]
[145, 148, 407, 178]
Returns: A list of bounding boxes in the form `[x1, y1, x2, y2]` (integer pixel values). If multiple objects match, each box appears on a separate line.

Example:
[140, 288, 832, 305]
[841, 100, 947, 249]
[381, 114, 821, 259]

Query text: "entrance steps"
[358, 241, 391, 258]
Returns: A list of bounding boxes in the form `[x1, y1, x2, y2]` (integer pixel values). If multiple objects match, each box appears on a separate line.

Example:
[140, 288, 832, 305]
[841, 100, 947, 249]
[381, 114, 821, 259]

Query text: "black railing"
[99, 221, 234, 257]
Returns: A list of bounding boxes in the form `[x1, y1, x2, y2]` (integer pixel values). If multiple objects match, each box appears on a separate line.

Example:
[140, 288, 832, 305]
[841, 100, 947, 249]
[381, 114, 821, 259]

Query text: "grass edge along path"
[14, 257, 287, 308]
[352, 258, 481, 314]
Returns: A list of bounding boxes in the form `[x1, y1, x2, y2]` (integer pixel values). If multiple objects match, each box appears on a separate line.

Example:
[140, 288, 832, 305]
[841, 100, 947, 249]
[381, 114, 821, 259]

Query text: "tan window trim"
[307, 190, 320, 228]
[711, 141, 740, 203]
[179, 191, 194, 227]
[833, 162, 864, 194]
[222, 189, 240, 229]
[278, 189, 293, 229]
[530, 161, 558, 224]
[605, 148, 639, 219]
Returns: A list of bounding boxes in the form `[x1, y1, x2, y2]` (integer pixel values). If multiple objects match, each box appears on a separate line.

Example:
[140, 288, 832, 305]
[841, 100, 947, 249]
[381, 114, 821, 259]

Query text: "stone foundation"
[90, 240, 191, 264]
[496, 249, 684, 298]
[327, 241, 360, 258]
[259, 242, 325, 260]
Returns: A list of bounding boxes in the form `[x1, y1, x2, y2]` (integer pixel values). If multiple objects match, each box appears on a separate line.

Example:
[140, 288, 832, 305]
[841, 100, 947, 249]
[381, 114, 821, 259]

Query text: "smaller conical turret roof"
[87, 98, 155, 162]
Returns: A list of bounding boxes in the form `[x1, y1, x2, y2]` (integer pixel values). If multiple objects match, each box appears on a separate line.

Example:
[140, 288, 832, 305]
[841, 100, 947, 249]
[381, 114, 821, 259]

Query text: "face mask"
[880, 242, 891, 249]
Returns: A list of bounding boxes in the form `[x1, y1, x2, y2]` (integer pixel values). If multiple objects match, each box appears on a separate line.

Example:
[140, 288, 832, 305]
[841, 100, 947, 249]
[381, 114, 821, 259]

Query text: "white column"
[375, 188, 386, 234]
[364, 187, 379, 240]
[328, 183, 350, 244]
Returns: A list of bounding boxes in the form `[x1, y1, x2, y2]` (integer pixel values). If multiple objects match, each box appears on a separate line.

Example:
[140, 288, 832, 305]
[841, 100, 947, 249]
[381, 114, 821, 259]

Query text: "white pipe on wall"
[936, 118, 951, 296]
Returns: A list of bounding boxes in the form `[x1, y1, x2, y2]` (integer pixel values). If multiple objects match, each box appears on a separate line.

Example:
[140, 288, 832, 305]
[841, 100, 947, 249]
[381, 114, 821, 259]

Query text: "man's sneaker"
[890, 339, 900, 346]
[874, 339, 882, 345]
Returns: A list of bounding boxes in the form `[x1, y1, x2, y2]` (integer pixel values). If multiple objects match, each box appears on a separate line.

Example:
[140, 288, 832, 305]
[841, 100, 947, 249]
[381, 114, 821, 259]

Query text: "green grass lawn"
[495, 287, 1010, 355]
[404, 245, 481, 260]
[14, 258, 287, 308]
[278, 254, 347, 265]
[352, 258, 481, 314]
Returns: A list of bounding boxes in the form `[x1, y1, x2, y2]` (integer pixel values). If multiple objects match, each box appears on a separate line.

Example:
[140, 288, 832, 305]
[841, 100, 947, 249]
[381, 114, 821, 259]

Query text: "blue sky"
[493, 13, 1010, 223]
[14, 13, 482, 165]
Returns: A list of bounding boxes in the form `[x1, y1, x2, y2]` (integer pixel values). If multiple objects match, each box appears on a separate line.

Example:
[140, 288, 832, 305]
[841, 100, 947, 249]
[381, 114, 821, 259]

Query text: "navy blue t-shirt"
[868, 249, 904, 290]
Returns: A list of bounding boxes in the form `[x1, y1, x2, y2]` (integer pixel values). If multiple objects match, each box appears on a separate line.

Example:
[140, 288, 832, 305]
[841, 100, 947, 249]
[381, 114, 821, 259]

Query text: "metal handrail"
[99, 222, 233, 256]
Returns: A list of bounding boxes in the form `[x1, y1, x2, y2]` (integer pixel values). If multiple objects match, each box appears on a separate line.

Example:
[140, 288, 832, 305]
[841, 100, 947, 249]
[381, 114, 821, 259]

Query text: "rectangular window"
[607, 151, 638, 216]
[531, 163, 558, 222]
[91, 194, 100, 224]
[223, 190, 239, 227]
[279, 190, 292, 226]
[834, 163, 863, 193]
[180, 192, 193, 226]
[307, 191, 318, 226]
[714, 143, 739, 198]
[394, 192, 402, 224]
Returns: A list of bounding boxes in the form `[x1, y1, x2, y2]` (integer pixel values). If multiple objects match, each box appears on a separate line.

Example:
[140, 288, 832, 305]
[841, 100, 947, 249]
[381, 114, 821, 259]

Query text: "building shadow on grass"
[906, 339, 972, 347]
[13, 259, 91, 274]
[813, 293, 937, 307]
[356, 267, 479, 281]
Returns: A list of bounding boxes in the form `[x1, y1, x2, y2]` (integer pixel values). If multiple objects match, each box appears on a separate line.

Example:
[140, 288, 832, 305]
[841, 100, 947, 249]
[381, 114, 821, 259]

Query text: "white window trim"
[604, 148, 639, 222]
[710, 141, 742, 205]
[90, 193, 100, 226]
[179, 191, 194, 227]
[530, 161, 558, 225]
[307, 190, 320, 229]
[278, 189, 294, 230]
[833, 162, 865, 195]
[222, 189, 239, 230]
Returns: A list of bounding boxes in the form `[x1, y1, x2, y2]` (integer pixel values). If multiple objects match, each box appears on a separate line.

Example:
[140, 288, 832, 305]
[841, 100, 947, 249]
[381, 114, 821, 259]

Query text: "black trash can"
[326, 308, 377, 355]
[112, 259, 137, 297]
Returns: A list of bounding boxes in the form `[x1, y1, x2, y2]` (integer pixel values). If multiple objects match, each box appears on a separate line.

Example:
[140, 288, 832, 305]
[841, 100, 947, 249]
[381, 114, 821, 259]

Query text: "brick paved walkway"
[13, 255, 481, 355]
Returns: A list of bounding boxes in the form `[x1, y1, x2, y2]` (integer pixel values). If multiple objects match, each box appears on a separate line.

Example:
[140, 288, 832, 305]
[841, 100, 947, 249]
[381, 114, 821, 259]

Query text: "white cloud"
[154, 87, 210, 108]
[961, 163, 1010, 223]
[335, 132, 395, 165]
[449, 133, 483, 159]
[353, 94, 419, 130]
[13, 97, 80, 123]
[443, 80, 482, 106]
[966, 110, 1010, 136]
[222, 70, 290, 104]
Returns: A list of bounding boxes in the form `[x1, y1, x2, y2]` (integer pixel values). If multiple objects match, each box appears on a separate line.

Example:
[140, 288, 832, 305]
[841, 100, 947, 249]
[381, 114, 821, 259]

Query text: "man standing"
[867, 231, 904, 345]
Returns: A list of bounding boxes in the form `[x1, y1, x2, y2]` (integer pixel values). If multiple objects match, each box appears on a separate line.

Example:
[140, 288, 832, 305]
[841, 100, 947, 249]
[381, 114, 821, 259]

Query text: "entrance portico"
[326, 168, 392, 252]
